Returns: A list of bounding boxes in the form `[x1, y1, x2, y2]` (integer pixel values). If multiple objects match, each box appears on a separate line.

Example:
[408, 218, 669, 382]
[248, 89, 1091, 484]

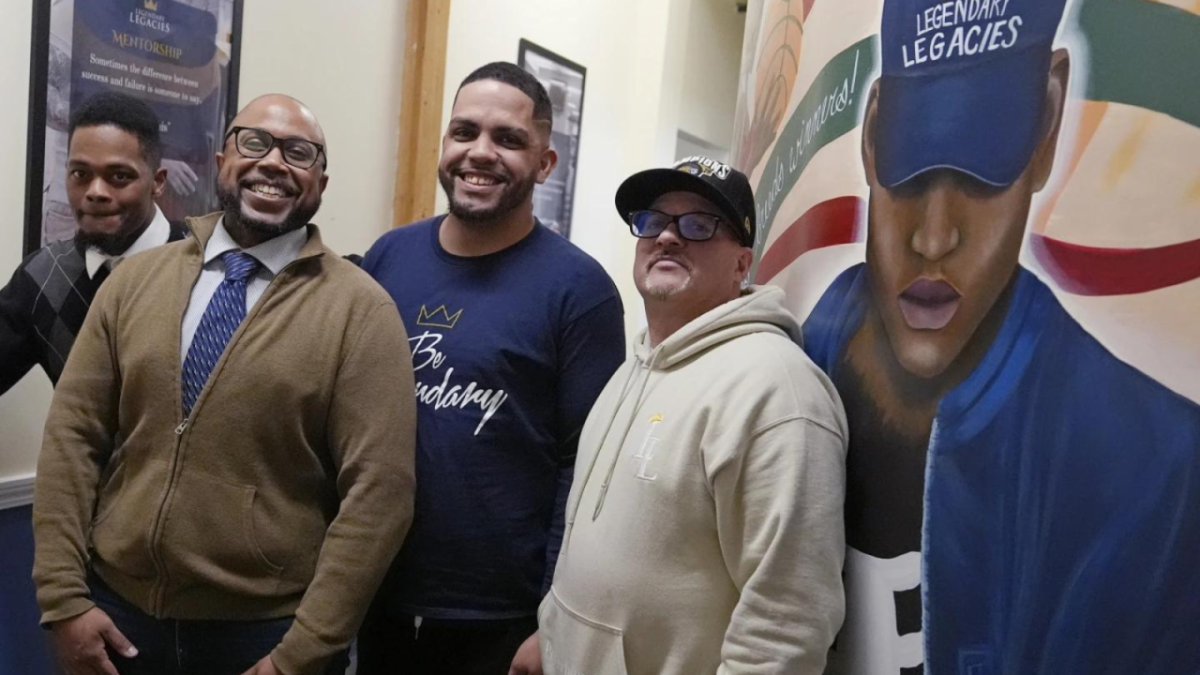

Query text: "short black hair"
[458, 62, 553, 131]
[68, 92, 163, 169]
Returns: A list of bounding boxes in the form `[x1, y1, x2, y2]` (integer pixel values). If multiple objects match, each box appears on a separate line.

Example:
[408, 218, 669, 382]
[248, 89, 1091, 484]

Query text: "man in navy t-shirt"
[358, 62, 625, 675]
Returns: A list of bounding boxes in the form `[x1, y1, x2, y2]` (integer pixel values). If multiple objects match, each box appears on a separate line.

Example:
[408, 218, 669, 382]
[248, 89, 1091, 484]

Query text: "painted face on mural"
[860, 50, 1070, 380]
[67, 124, 166, 256]
[439, 80, 556, 225]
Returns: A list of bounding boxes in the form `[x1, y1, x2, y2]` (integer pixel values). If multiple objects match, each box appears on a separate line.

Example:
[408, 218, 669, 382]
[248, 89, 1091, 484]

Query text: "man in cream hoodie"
[537, 157, 847, 675]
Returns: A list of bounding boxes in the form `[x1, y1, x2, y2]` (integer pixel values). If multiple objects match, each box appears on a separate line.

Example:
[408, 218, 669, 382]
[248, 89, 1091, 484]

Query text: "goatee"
[439, 168, 536, 225]
[74, 220, 150, 257]
[216, 182, 319, 241]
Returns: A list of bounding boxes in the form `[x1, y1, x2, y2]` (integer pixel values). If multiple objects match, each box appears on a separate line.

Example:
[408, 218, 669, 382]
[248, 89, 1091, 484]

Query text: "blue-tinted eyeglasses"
[626, 209, 728, 242]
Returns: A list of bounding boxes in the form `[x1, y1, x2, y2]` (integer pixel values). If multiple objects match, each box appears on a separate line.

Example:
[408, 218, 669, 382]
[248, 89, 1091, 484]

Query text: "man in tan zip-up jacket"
[33, 95, 416, 675]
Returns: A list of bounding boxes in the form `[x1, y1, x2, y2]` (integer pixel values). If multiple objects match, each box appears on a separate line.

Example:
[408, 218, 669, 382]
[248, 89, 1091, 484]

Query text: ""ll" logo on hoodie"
[633, 414, 664, 482]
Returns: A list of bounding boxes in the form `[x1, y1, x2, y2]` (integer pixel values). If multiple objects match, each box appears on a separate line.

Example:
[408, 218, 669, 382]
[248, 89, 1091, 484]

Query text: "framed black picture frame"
[23, 0, 245, 256]
[517, 38, 586, 240]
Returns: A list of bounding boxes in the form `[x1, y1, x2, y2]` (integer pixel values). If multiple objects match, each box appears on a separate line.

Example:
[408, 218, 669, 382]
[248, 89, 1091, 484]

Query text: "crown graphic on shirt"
[416, 304, 463, 329]
[144, 0, 159, 11]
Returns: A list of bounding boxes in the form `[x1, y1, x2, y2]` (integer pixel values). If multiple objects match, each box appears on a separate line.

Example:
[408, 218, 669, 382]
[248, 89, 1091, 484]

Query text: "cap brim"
[875, 46, 1052, 189]
[615, 169, 750, 245]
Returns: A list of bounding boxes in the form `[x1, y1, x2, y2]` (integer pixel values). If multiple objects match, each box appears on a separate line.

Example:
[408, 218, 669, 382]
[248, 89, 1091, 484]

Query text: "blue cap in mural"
[875, 0, 1070, 188]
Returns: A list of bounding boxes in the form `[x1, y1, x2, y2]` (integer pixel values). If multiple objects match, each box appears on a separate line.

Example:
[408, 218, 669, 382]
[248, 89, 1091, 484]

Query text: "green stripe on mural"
[752, 36, 878, 263]
[1077, 0, 1200, 128]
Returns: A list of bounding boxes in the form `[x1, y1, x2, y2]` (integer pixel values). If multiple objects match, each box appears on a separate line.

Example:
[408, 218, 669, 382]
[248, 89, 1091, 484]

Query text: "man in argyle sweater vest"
[0, 92, 179, 395]
[0, 222, 186, 393]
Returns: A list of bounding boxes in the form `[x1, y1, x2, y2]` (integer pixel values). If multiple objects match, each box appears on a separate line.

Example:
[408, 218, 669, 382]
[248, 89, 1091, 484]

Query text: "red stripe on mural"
[755, 196, 863, 284]
[1030, 234, 1200, 296]
[755, 199, 1200, 295]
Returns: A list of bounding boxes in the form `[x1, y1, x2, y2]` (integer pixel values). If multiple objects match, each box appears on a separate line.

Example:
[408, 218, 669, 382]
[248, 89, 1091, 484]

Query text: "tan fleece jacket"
[540, 285, 847, 675]
[33, 213, 416, 675]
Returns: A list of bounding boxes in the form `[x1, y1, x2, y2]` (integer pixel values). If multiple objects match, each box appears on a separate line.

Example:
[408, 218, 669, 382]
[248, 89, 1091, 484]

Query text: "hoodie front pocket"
[161, 471, 283, 595]
[540, 588, 629, 675]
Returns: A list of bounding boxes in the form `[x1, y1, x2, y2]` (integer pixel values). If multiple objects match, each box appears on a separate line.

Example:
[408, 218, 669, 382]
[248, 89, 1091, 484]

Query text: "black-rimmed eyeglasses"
[224, 126, 327, 169]
[626, 209, 731, 242]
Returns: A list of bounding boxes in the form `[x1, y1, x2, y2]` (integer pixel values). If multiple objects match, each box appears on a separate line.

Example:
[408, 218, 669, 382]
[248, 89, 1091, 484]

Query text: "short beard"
[216, 182, 319, 242]
[640, 276, 691, 301]
[74, 219, 150, 257]
[439, 168, 536, 225]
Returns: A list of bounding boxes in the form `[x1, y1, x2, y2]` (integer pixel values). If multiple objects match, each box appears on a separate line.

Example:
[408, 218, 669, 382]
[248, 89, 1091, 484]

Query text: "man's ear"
[537, 147, 559, 184]
[215, 151, 225, 171]
[861, 79, 882, 187]
[152, 166, 168, 198]
[1030, 49, 1071, 192]
[735, 245, 754, 285]
[319, 173, 330, 194]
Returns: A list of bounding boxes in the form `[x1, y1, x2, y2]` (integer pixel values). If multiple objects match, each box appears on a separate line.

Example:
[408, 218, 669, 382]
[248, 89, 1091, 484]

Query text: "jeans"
[89, 573, 350, 675]
[356, 602, 537, 675]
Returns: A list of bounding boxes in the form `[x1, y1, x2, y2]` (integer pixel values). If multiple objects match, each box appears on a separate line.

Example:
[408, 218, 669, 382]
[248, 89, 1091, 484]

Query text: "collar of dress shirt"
[204, 216, 309, 276]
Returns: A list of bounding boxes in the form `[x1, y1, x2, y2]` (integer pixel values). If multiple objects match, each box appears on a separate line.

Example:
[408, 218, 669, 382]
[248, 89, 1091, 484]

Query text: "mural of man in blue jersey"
[802, 0, 1200, 673]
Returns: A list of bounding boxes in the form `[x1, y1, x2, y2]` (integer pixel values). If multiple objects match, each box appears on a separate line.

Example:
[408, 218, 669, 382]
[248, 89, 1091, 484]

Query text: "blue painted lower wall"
[0, 505, 57, 674]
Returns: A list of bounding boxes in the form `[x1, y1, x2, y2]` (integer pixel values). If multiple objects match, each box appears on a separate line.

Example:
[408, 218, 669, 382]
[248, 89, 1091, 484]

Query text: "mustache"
[647, 252, 690, 271]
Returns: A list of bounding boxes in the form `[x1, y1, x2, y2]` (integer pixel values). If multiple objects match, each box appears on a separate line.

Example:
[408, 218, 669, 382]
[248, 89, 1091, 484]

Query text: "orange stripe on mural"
[1032, 101, 1109, 236]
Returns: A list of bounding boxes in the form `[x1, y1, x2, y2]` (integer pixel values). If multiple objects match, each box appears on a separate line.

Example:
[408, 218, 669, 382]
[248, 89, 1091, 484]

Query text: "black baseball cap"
[615, 156, 756, 246]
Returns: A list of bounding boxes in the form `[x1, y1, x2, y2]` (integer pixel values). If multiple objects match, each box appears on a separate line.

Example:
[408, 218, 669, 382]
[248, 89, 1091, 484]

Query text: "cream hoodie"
[539, 286, 847, 675]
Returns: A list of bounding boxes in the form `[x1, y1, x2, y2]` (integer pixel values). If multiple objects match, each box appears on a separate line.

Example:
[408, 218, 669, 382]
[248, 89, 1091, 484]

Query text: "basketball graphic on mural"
[734, 0, 807, 172]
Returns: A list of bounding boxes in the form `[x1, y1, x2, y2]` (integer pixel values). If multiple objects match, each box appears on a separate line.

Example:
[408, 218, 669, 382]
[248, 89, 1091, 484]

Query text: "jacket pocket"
[161, 471, 284, 596]
[540, 588, 629, 675]
[90, 459, 168, 579]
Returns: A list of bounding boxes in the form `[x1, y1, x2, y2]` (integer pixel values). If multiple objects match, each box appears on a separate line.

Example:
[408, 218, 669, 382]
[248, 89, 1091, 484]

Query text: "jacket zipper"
[144, 237, 322, 615]
[146, 243, 206, 616]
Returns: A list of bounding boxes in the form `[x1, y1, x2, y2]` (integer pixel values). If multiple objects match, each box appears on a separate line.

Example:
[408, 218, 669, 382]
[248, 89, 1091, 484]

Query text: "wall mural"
[733, 0, 1200, 673]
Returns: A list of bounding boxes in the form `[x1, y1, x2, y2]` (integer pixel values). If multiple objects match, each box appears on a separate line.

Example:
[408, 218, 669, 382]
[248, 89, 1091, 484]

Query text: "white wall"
[0, 0, 407, 482]
[439, 0, 701, 339]
[0, 1, 49, 482]
[678, 0, 747, 153]
[239, 0, 407, 257]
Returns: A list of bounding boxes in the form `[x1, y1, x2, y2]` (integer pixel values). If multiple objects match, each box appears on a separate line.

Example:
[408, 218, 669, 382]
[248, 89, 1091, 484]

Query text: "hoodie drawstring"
[591, 348, 659, 521]
[564, 359, 640, 548]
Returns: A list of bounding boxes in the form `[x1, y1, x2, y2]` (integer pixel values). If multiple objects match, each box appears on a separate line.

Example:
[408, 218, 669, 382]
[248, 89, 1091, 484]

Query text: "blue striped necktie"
[181, 250, 260, 416]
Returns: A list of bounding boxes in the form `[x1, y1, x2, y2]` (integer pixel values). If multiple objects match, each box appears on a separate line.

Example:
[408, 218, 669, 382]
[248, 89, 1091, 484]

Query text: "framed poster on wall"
[517, 39, 585, 239]
[23, 0, 244, 255]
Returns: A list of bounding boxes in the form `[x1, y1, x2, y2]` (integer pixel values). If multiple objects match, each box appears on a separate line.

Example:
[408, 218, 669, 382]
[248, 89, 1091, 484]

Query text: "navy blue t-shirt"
[362, 216, 625, 619]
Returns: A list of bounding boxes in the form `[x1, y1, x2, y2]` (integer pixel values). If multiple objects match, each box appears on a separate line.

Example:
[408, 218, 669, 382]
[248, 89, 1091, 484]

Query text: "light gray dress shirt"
[180, 217, 308, 359]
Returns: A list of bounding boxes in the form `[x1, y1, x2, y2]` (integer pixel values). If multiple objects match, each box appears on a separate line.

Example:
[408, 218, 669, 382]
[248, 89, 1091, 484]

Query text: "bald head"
[231, 94, 326, 147]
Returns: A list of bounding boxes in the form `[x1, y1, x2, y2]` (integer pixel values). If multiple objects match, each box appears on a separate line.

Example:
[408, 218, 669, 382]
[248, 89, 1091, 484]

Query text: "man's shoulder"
[801, 263, 866, 370]
[705, 331, 846, 435]
[1032, 289, 1200, 419]
[372, 217, 437, 251]
[319, 248, 393, 300]
[114, 236, 193, 275]
[360, 218, 437, 278]
[18, 238, 84, 282]
[530, 229, 619, 303]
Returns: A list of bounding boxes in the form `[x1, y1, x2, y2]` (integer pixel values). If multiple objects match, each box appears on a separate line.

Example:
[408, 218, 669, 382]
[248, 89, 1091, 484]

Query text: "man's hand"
[239, 654, 280, 675]
[162, 159, 199, 196]
[50, 607, 138, 675]
[508, 631, 543, 675]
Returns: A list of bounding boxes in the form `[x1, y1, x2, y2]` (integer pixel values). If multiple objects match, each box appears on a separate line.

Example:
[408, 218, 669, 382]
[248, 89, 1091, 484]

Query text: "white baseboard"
[0, 473, 35, 510]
